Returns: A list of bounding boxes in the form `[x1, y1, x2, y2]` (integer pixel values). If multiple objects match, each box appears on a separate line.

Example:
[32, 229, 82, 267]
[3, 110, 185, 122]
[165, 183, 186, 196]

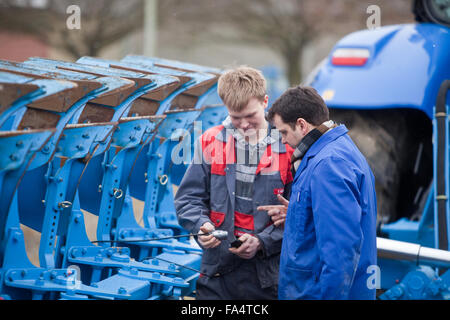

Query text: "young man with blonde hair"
[175, 66, 294, 299]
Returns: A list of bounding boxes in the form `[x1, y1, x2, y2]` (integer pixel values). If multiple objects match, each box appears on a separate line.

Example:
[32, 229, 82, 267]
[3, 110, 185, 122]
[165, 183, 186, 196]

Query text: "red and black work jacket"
[175, 124, 293, 286]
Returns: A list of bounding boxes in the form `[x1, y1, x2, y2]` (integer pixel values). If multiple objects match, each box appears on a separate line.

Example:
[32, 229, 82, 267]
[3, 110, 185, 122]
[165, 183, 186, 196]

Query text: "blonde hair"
[217, 66, 266, 112]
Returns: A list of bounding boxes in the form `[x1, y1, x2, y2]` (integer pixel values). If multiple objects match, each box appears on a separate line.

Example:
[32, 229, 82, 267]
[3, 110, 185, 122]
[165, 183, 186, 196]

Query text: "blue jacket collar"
[294, 124, 348, 181]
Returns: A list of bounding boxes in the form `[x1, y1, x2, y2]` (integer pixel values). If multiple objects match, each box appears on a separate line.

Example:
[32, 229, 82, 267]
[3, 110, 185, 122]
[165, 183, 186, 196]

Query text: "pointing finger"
[277, 194, 290, 206]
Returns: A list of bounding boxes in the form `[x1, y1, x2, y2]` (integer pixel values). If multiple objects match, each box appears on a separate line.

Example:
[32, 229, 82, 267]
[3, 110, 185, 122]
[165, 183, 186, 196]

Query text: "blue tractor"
[305, 0, 450, 299]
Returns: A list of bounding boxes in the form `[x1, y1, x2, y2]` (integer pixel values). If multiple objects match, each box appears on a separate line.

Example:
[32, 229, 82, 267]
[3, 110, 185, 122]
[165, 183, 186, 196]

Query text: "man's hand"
[197, 222, 221, 249]
[257, 194, 290, 227]
[229, 233, 261, 259]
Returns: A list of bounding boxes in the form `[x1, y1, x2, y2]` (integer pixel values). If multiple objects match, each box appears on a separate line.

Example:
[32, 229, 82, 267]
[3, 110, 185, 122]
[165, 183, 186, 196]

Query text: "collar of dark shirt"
[291, 120, 337, 175]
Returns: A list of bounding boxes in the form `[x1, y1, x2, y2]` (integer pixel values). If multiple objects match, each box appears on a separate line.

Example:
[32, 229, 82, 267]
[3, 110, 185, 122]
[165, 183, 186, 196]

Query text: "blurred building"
[0, 31, 48, 61]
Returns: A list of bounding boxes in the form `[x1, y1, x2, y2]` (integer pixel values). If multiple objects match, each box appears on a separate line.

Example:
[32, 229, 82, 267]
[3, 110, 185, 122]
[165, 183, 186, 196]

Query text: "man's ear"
[296, 118, 306, 132]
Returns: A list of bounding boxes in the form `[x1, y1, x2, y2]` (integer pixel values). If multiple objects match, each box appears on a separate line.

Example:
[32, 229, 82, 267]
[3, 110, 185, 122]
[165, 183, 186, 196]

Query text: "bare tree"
[0, 0, 144, 59]
[159, 0, 414, 85]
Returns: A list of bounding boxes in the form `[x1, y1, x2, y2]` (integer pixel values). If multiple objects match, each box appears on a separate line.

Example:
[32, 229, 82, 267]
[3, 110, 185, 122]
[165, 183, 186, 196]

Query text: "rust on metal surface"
[183, 77, 217, 96]
[170, 93, 199, 110]
[0, 63, 103, 111]
[151, 61, 219, 97]
[163, 107, 200, 114]
[109, 64, 183, 100]
[27, 81, 79, 113]
[153, 63, 221, 76]
[17, 108, 60, 130]
[119, 114, 165, 123]
[0, 127, 55, 138]
[128, 98, 160, 116]
[64, 121, 117, 129]
[56, 65, 152, 89]
[67, 79, 103, 97]
[77, 103, 116, 124]
[0, 65, 80, 112]
[0, 64, 47, 79]
[151, 63, 219, 96]
[111, 64, 190, 86]
[0, 82, 40, 112]
[141, 82, 180, 101]
[90, 82, 136, 107]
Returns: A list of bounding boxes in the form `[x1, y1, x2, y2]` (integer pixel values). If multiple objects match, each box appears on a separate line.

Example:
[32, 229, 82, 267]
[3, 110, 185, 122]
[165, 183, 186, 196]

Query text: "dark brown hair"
[267, 86, 329, 127]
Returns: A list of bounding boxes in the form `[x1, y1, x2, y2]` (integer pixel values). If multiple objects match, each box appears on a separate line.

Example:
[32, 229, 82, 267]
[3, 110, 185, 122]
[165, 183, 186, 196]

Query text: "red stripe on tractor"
[332, 57, 368, 66]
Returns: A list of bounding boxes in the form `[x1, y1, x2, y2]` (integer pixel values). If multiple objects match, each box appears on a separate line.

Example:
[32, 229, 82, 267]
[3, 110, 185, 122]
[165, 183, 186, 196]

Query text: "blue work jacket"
[278, 125, 377, 300]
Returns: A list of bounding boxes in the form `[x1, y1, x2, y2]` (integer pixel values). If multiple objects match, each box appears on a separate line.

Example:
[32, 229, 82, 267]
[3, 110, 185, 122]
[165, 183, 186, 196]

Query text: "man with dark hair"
[260, 85, 377, 300]
[267, 85, 329, 127]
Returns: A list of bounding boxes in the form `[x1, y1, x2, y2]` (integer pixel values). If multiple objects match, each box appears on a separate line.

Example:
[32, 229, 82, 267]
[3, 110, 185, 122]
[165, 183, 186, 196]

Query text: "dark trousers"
[195, 259, 278, 300]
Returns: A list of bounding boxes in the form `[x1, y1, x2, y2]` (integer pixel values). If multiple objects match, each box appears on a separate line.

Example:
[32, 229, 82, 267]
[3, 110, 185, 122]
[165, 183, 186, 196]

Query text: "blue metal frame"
[0, 63, 180, 299]
[0, 55, 227, 299]
[20, 59, 198, 298]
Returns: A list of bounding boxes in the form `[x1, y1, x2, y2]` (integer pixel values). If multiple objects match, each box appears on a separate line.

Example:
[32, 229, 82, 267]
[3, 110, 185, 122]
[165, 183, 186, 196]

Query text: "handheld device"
[230, 239, 243, 248]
